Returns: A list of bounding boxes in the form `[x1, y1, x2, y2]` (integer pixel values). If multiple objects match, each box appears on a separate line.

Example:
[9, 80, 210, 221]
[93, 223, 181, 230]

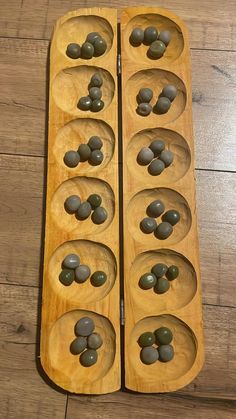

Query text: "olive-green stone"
[87, 194, 102, 209]
[89, 149, 104, 165]
[137, 147, 154, 165]
[89, 87, 102, 100]
[88, 136, 103, 150]
[158, 30, 171, 46]
[148, 159, 165, 176]
[78, 143, 91, 162]
[77, 96, 92, 111]
[91, 99, 104, 112]
[155, 327, 173, 345]
[66, 43, 81, 59]
[64, 195, 81, 214]
[93, 37, 107, 56]
[140, 217, 157, 234]
[90, 271, 107, 287]
[154, 277, 170, 294]
[161, 84, 177, 102]
[70, 336, 87, 355]
[90, 72, 103, 87]
[144, 26, 158, 45]
[140, 346, 159, 364]
[149, 139, 165, 157]
[63, 150, 80, 168]
[75, 265, 91, 283]
[138, 87, 153, 103]
[151, 263, 168, 278]
[147, 200, 165, 218]
[130, 27, 144, 46]
[159, 150, 174, 167]
[137, 102, 152, 116]
[139, 272, 157, 290]
[138, 331, 155, 347]
[155, 222, 173, 240]
[166, 265, 179, 281]
[158, 344, 174, 362]
[81, 42, 94, 59]
[59, 269, 75, 286]
[76, 201, 92, 220]
[63, 253, 80, 269]
[80, 349, 98, 367]
[86, 32, 101, 45]
[154, 97, 171, 114]
[74, 317, 95, 337]
[162, 209, 180, 226]
[148, 40, 166, 59]
[91, 206, 108, 224]
[87, 333, 103, 350]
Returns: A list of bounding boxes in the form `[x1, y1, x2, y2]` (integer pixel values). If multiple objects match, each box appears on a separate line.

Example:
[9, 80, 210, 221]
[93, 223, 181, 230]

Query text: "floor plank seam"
[1, 280, 236, 311]
[196, 168, 236, 174]
[0, 281, 41, 289]
[0, 153, 236, 175]
[64, 395, 69, 419]
[0, 35, 236, 54]
[0, 151, 46, 159]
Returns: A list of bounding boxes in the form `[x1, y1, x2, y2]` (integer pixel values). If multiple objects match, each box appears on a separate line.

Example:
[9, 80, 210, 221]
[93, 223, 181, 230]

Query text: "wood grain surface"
[120, 7, 204, 393]
[40, 7, 120, 395]
[0, 0, 236, 418]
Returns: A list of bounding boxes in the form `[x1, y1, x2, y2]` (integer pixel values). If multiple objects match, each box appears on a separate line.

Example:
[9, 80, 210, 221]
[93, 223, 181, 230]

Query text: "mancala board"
[120, 7, 204, 392]
[40, 8, 120, 394]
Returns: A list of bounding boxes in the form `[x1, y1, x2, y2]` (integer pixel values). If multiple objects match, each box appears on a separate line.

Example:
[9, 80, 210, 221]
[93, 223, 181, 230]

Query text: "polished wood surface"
[1, 1, 236, 418]
[121, 7, 203, 392]
[40, 7, 120, 394]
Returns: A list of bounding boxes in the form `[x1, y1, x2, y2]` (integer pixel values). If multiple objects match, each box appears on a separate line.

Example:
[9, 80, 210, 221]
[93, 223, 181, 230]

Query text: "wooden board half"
[121, 7, 204, 392]
[40, 8, 120, 394]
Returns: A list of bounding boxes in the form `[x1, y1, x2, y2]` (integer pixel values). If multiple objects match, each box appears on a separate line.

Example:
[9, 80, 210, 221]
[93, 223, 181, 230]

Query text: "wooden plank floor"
[0, 1, 236, 418]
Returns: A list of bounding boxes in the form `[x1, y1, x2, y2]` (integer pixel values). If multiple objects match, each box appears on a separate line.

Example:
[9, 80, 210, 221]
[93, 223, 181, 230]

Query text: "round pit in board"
[54, 118, 115, 173]
[51, 177, 115, 236]
[127, 127, 191, 186]
[48, 309, 116, 387]
[126, 68, 186, 125]
[49, 240, 117, 305]
[127, 188, 192, 246]
[52, 66, 115, 116]
[57, 14, 113, 59]
[124, 12, 184, 65]
[130, 249, 198, 312]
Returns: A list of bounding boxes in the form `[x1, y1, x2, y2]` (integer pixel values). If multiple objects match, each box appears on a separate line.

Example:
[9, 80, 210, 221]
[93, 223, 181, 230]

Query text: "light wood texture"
[1, 37, 236, 172]
[0, 0, 236, 51]
[0, 153, 235, 308]
[1, 282, 236, 419]
[67, 303, 236, 415]
[1, 0, 236, 416]
[121, 7, 204, 392]
[40, 8, 120, 394]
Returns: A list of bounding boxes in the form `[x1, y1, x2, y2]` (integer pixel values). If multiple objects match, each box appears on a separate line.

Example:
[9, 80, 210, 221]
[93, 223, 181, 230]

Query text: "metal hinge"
[117, 53, 121, 75]
[120, 298, 125, 325]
